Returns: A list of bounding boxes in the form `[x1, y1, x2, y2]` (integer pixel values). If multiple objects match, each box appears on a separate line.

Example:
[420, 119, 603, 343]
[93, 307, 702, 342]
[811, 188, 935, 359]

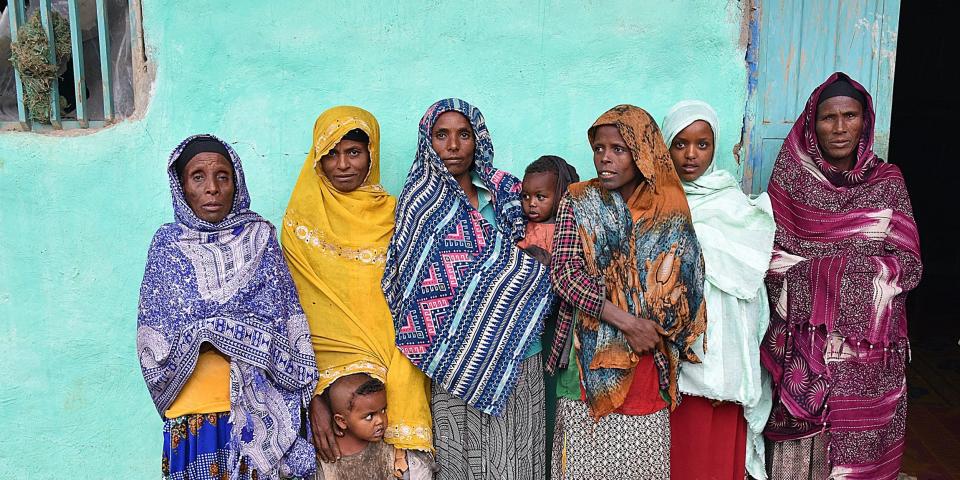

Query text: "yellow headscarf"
[281, 106, 432, 452]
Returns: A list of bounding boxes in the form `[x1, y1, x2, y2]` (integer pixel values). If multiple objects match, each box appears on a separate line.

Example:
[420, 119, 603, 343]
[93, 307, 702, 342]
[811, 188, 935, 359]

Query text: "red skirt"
[669, 395, 748, 480]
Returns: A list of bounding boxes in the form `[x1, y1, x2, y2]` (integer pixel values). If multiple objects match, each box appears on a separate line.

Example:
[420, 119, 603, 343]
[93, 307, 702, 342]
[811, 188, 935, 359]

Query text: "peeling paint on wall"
[856, 14, 898, 83]
[737, 0, 760, 180]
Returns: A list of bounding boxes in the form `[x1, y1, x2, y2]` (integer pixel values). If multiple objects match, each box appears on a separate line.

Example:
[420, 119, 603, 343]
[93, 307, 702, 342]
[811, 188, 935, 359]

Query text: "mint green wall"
[0, 1, 747, 476]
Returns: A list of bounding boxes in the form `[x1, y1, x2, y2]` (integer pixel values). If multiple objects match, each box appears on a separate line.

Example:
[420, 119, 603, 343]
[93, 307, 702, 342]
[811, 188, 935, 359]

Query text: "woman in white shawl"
[661, 100, 775, 480]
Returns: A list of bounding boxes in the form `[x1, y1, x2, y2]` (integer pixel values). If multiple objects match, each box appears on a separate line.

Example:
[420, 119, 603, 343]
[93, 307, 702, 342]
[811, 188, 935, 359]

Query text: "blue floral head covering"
[166, 134, 260, 232]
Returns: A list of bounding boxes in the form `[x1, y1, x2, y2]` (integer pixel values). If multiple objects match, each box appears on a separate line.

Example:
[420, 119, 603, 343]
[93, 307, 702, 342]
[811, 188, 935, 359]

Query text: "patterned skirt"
[766, 434, 829, 480]
[431, 353, 546, 480]
[551, 398, 670, 479]
[163, 412, 256, 480]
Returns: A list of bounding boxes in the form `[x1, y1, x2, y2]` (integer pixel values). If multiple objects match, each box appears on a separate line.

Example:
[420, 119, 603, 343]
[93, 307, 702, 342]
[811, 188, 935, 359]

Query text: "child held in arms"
[517, 155, 579, 264]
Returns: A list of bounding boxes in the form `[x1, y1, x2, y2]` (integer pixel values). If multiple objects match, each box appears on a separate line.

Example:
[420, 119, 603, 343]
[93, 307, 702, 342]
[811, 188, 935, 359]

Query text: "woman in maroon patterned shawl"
[760, 72, 922, 479]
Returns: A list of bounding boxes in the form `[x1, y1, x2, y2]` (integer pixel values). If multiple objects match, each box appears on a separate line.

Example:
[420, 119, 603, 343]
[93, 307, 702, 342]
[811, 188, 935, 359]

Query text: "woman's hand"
[309, 394, 341, 462]
[620, 316, 663, 354]
[600, 300, 663, 354]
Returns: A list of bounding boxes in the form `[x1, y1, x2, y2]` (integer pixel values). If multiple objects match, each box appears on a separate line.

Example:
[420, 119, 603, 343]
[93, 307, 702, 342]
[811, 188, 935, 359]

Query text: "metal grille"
[2, 0, 142, 131]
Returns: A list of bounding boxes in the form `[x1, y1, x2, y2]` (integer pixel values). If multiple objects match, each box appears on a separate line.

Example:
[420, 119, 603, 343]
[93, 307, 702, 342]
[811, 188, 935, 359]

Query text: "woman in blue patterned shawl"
[382, 99, 553, 479]
[137, 134, 319, 480]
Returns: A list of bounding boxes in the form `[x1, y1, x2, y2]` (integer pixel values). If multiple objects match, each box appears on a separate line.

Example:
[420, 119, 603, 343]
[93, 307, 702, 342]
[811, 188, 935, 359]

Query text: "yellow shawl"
[280, 106, 432, 452]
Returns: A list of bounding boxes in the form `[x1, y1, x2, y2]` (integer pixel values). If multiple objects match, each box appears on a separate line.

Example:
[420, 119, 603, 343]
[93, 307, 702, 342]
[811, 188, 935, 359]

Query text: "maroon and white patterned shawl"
[759, 72, 922, 480]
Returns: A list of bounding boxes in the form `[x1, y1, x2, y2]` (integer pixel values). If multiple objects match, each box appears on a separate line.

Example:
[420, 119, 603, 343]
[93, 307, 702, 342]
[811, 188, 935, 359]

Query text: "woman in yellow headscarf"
[280, 106, 433, 473]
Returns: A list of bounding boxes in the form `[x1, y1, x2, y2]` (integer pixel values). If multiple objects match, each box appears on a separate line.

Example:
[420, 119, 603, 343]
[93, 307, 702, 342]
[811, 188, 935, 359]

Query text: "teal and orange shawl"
[565, 105, 707, 418]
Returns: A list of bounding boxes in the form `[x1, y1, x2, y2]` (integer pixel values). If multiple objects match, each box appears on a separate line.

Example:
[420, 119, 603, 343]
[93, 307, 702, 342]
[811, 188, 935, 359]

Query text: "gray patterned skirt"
[551, 397, 670, 479]
[431, 353, 546, 480]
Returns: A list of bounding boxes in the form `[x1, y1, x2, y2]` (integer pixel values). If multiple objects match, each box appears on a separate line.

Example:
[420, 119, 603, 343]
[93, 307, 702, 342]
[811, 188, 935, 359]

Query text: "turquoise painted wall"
[0, 1, 748, 476]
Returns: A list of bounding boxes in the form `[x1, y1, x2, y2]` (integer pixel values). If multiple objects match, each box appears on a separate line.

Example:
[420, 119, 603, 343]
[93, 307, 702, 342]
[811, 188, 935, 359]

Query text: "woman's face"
[431, 111, 476, 179]
[318, 138, 371, 192]
[180, 152, 235, 223]
[592, 125, 641, 198]
[815, 95, 864, 170]
[669, 120, 715, 182]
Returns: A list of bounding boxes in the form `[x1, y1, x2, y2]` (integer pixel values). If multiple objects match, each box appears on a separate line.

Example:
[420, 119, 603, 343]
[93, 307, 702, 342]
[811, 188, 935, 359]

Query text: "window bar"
[7, 0, 30, 129]
[13, 0, 27, 36]
[95, 0, 114, 122]
[66, 0, 88, 127]
[38, 0, 63, 128]
[129, 0, 144, 64]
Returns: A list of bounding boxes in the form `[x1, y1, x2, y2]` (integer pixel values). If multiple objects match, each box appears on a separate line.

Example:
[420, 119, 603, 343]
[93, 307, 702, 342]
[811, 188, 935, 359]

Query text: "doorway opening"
[889, 1, 960, 478]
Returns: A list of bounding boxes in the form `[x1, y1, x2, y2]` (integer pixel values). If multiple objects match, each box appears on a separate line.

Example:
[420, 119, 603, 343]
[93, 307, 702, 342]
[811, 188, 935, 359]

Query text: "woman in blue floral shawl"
[137, 134, 319, 480]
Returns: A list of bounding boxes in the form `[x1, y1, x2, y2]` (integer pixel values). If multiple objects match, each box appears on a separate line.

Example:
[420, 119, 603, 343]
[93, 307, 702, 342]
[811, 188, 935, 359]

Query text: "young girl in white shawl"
[662, 100, 775, 480]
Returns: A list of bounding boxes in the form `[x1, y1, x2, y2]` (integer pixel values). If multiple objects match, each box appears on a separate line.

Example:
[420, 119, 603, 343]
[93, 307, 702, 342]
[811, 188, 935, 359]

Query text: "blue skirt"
[162, 412, 252, 480]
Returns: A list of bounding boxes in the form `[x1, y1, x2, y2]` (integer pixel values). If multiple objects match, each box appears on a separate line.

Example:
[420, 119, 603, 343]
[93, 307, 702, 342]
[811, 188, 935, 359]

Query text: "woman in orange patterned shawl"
[547, 105, 706, 478]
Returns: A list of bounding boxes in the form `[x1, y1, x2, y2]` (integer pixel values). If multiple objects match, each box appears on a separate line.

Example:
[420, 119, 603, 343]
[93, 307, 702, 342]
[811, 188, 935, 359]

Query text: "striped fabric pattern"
[382, 98, 553, 416]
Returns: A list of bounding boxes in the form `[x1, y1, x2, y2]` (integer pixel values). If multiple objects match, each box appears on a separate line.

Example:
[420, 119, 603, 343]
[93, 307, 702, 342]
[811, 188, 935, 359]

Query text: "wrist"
[600, 301, 627, 330]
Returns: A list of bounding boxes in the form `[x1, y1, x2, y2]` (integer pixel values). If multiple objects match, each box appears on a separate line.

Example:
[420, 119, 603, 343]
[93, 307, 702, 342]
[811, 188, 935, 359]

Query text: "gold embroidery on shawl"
[287, 218, 387, 266]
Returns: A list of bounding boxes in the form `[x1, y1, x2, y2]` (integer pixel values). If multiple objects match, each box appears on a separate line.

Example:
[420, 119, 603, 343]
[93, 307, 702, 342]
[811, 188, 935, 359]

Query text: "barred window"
[0, 0, 148, 132]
